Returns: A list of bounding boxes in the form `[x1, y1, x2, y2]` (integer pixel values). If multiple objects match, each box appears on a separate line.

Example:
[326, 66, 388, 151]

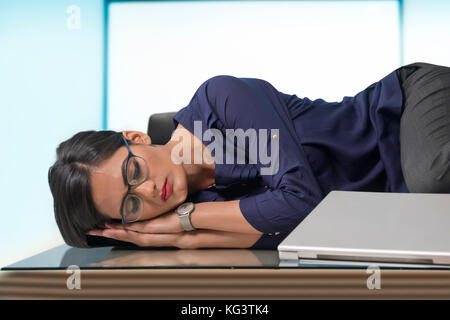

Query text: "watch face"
[177, 202, 194, 215]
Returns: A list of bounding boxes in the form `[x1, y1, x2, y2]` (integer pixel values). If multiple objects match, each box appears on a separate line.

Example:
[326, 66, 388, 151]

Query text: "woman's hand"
[87, 226, 187, 247]
[86, 210, 186, 247]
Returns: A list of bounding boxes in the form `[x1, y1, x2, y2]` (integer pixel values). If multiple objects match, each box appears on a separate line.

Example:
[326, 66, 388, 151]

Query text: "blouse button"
[274, 232, 280, 236]
[264, 185, 269, 190]
[272, 134, 278, 140]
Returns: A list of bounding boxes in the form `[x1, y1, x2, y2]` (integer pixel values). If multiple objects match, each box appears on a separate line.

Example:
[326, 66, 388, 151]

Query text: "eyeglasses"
[119, 135, 149, 224]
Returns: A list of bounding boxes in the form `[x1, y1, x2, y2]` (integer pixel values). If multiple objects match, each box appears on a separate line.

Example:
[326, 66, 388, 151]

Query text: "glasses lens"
[126, 156, 148, 186]
[122, 194, 143, 223]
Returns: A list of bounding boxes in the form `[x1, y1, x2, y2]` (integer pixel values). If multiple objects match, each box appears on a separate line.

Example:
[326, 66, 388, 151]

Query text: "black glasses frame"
[119, 135, 148, 224]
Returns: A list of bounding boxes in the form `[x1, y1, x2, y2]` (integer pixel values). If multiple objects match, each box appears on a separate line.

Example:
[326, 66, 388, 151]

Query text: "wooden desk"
[2, 245, 450, 299]
[2, 268, 450, 299]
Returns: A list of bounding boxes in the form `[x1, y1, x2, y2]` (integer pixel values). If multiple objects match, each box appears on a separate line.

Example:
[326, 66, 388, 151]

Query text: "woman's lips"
[160, 178, 167, 202]
[161, 178, 171, 202]
[165, 179, 171, 201]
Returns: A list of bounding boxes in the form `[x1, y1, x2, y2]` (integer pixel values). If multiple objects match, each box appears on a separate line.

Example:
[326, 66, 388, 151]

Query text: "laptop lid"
[277, 191, 450, 265]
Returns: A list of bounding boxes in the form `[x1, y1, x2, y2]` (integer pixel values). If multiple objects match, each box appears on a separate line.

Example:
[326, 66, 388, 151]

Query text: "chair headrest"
[147, 111, 177, 145]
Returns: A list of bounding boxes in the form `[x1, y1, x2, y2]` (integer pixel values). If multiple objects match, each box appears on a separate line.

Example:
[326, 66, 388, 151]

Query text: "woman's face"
[89, 131, 188, 222]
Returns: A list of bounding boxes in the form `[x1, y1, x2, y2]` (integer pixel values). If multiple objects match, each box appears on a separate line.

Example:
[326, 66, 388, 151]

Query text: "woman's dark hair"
[48, 130, 134, 248]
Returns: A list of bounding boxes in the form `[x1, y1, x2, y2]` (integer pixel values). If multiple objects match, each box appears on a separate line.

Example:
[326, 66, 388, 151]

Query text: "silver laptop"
[278, 191, 450, 266]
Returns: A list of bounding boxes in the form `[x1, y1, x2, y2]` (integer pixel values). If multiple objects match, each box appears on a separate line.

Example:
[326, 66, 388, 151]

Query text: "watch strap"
[179, 213, 195, 231]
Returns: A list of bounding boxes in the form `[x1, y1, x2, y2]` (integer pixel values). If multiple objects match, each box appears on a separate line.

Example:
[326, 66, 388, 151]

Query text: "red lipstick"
[165, 179, 171, 201]
[161, 178, 171, 202]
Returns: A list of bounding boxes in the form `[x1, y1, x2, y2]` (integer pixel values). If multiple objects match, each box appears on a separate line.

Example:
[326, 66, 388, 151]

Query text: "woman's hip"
[398, 62, 450, 193]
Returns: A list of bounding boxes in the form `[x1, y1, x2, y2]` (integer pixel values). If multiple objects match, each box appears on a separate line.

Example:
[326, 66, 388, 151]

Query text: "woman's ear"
[122, 131, 152, 145]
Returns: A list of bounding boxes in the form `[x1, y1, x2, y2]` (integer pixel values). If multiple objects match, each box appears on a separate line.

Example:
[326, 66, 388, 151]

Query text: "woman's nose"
[134, 179, 157, 198]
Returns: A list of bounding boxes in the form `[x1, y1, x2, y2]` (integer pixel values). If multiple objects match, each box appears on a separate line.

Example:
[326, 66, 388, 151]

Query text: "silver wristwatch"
[176, 202, 196, 231]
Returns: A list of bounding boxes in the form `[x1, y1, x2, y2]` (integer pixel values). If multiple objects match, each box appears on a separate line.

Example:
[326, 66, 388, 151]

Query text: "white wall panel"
[108, 1, 400, 133]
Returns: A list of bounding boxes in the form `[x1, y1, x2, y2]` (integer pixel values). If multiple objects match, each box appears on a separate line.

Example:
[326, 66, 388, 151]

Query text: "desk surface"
[4, 245, 450, 270]
[2, 245, 450, 299]
[2, 245, 280, 270]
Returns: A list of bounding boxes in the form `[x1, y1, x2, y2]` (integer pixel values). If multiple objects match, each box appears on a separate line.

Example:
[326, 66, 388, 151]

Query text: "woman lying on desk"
[48, 62, 450, 249]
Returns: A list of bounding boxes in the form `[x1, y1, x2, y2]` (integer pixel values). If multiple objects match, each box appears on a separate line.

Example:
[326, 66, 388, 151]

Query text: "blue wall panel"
[0, 0, 104, 267]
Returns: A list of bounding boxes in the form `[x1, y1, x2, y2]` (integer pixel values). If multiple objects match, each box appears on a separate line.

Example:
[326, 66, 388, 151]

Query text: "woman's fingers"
[87, 228, 184, 248]
[104, 211, 184, 234]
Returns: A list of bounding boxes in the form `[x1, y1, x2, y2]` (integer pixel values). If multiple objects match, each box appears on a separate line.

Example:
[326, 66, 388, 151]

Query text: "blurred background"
[0, 0, 449, 268]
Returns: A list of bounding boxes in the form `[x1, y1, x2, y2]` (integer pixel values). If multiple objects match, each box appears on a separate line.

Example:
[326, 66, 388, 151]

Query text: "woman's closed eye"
[128, 159, 141, 184]
[130, 196, 139, 213]
[133, 161, 141, 181]
[125, 195, 140, 214]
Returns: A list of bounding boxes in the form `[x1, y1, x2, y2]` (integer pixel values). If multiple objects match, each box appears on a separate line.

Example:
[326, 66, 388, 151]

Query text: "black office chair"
[147, 112, 178, 145]
[86, 111, 178, 248]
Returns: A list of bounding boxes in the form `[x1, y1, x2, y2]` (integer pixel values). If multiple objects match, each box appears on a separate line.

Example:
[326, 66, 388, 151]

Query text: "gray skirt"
[396, 62, 450, 193]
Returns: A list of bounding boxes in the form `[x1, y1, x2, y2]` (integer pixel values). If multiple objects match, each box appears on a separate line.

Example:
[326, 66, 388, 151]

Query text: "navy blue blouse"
[173, 71, 408, 250]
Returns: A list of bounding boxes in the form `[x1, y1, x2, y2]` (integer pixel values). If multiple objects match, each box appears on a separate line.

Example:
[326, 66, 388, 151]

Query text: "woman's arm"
[190, 200, 263, 234]
[184, 230, 262, 249]
[86, 227, 262, 249]
[99, 200, 263, 235]
[87, 200, 264, 248]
